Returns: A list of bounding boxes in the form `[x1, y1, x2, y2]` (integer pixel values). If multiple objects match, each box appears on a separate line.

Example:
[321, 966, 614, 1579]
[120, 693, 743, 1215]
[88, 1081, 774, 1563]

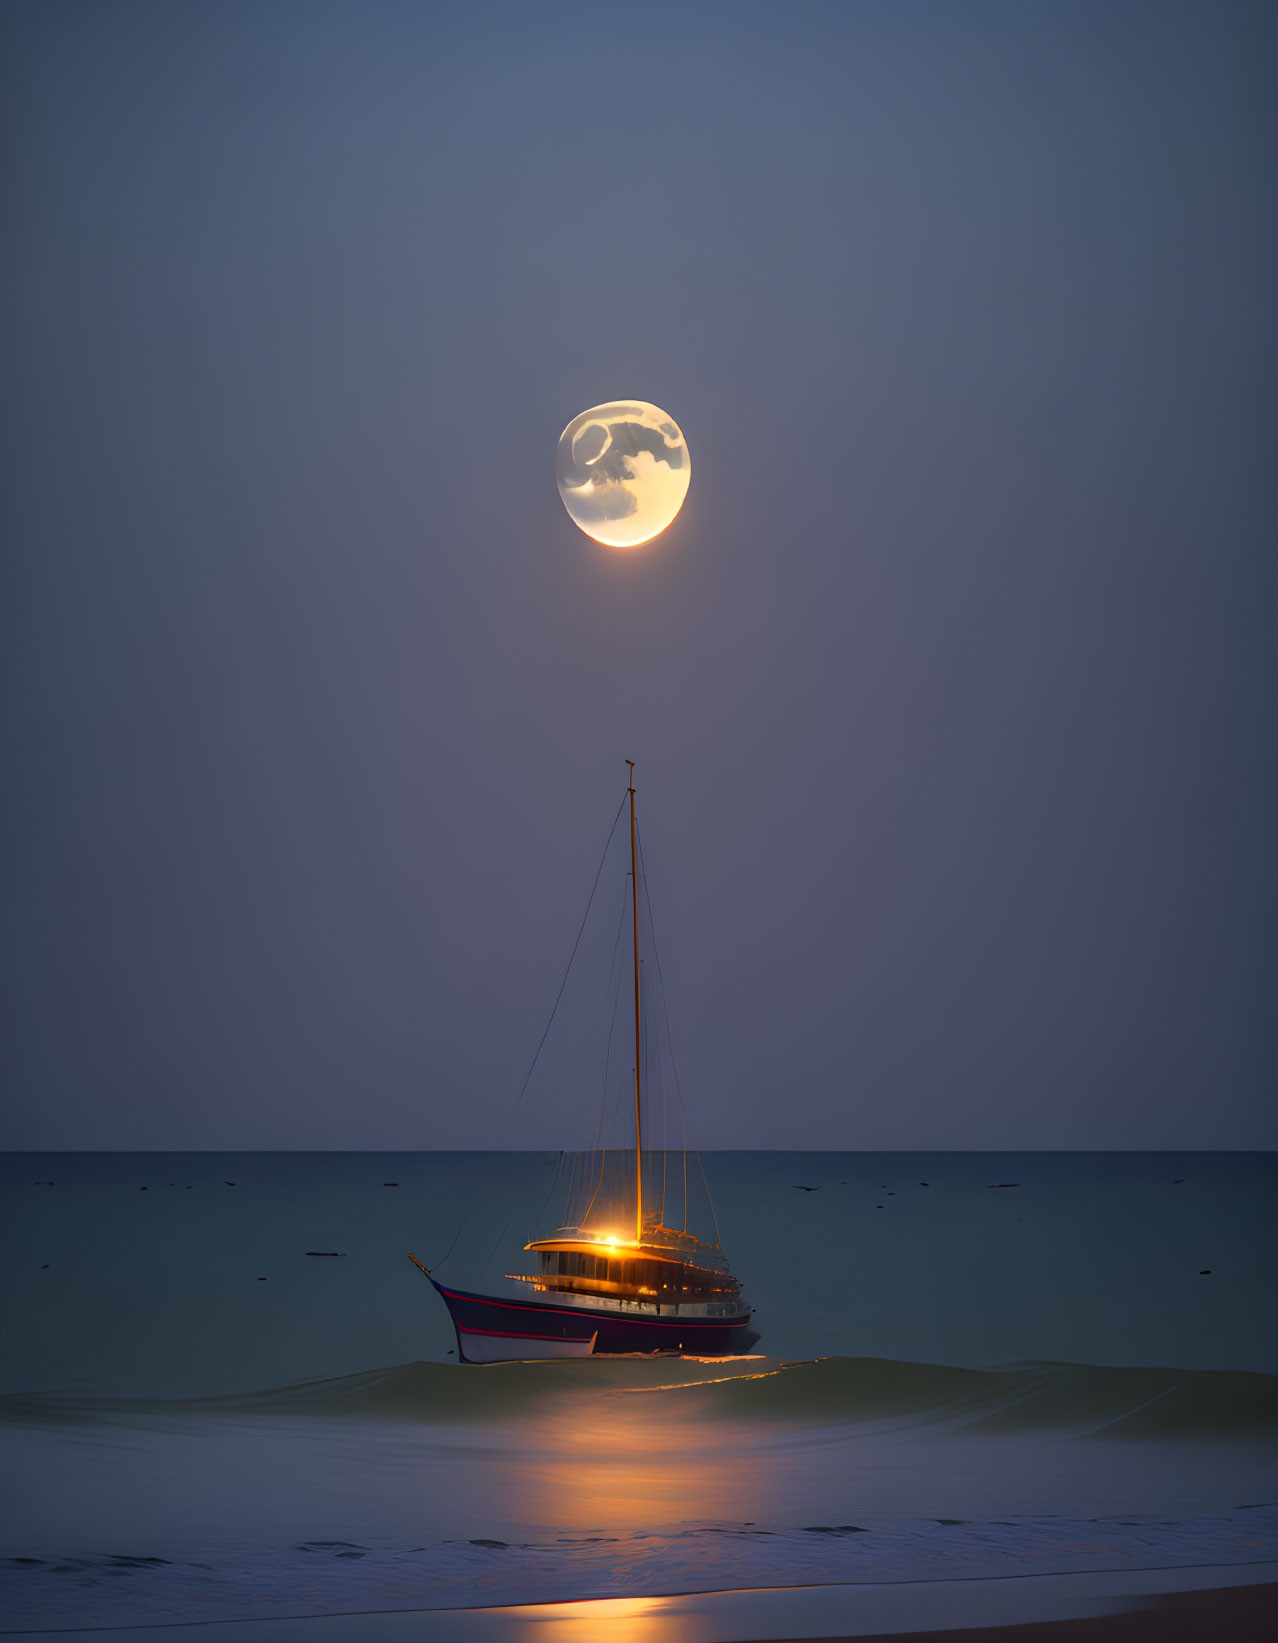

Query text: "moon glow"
[556, 400, 690, 548]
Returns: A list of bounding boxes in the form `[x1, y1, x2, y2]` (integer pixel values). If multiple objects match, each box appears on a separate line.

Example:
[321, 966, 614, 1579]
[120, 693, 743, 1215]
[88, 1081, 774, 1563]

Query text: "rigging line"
[636, 825, 697, 1240]
[561, 1139, 577, 1230]
[695, 1148, 724, 1250]
[654, 968, 675, 1227]
[636, 827, 685, 1152]
[581, 880, 630, 1228]
[679, 986, 688, 1229]
[660, 987, 682, 1229]
[579, 1103, 607, 1227]
[669, 1019, 685, 1233]
[432, 793, 625, 1271]
[428, 1197, 476, 1273]
[553, 1148, 574, 1233]
[434, 1150, 520, 1274]
[644, 958, 668, 1228]
[508, 792, 628, 1123]
[429, 1128, 504, 1273]
[483, 1212, 513, 1271]
[586, 877, 631, 1218]
[529, 1149, 565, 1244]
[657, 973, 686, 1232]
[580, 1111, 609, 1229]
[481, 1150, 533, 1270]
[574, 1126, 591, 1229]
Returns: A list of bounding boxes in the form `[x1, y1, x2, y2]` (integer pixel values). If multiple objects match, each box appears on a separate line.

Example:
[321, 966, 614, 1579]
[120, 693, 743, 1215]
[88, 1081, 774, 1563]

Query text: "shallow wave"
[3, 1508, 1276, 1630]
[5, 1354, 1276, 1438]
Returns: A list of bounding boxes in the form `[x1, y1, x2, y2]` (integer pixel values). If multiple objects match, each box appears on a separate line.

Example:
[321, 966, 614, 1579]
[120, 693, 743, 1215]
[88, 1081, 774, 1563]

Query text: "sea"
[2, 1150, 1276, 1634]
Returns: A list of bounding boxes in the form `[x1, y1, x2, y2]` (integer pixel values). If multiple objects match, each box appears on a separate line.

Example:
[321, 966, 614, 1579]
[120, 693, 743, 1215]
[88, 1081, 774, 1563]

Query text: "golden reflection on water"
[502, 1395, 775, 1531]
[515, 1596, 676, 1636]
[517, 1594, 687, 1640]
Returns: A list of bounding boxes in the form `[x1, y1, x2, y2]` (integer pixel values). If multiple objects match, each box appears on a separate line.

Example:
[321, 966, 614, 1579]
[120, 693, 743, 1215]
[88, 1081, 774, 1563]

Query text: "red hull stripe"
[457, 1324, 595, 1341]
[437, 1284, 748, 1330]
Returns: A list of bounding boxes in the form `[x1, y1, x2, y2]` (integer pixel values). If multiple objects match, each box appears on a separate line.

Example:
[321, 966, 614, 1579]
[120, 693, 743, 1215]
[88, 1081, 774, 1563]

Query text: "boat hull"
[456, 1329, 599, 1363]
[430, 1278, 757, 1362]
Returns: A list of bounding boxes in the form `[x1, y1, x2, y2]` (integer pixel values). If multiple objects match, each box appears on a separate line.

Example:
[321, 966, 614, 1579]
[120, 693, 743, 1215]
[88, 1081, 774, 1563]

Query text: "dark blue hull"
[430, 1277, 758, 1361]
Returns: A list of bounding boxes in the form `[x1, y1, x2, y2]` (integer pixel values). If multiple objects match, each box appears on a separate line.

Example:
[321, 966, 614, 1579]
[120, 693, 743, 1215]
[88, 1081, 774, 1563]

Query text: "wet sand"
[4, 1564, 1274, 1642]
[771, 1580, 1278, 1639]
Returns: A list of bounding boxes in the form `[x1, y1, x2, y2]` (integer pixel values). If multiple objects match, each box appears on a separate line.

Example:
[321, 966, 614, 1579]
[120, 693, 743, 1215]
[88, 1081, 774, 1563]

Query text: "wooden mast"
[627, 759, 643, 1243]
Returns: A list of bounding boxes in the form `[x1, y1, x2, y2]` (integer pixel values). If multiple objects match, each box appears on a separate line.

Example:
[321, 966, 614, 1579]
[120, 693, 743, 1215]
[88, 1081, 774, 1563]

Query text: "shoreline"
[4, 1562, 1275, 1642]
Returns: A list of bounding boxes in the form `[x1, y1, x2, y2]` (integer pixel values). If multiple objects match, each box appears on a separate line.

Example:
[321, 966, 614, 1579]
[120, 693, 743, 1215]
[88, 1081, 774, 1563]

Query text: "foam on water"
[3, 1506, 1277, 1631]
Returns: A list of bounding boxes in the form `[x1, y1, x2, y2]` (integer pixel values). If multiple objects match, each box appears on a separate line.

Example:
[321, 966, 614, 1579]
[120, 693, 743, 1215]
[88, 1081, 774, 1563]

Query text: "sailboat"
[410, 762, 756, 1362]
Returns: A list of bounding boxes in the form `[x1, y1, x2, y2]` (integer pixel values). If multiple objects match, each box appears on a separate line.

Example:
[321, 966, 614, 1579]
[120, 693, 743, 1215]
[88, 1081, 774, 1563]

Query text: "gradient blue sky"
[3, 0, 1275, 1148]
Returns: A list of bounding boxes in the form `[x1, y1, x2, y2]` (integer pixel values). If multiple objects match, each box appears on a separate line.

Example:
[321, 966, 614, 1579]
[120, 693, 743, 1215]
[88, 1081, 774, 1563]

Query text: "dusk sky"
[3, 0, 1274, 1150]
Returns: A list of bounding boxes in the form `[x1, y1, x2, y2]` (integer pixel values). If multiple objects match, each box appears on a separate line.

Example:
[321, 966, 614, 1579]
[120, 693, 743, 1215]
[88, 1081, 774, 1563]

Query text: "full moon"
[556, 400, 691, 548]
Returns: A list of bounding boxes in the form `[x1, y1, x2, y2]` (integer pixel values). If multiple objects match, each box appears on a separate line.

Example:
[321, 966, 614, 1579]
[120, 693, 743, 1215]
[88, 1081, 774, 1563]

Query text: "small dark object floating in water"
[875, 1204, 883, 1209]
[257, 1277, 267, 1281]
[1173, 1178, 1184, 1184]
[803, 1525, 867, 1534]
[793, 1185, 818, 1192]
[470, 1539, 508, 1549]
[225, 1182, 236, 1187]
[919, 1182, 929, 1186]
[936, 1518, 966, 1526]
[140, 1186, 147, 1190]
[985, 1183, 1021, 1189]
[41, 1264, 49, 1270]
[306, 1251, 347, 1257]
[383, 1182, 399, 1187]
[1199, 1269, 1212, 1276]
